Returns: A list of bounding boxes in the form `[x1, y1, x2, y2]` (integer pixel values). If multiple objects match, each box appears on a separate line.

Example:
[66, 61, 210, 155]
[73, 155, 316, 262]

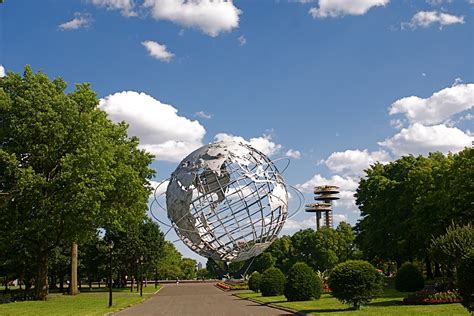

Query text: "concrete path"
[115, 283, 293, 316]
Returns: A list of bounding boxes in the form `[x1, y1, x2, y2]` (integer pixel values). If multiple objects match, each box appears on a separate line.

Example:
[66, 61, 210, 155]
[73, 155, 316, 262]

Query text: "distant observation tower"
[305, 185, 340, 230]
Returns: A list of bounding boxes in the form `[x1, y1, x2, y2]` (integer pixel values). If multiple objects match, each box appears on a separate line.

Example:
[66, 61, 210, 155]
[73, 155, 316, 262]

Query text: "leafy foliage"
[260, 267, 286, 297]
[430, 223, 474, 268]
[355, 149, 473, 277]
[284, 262, 322, 301]
[248, 271, 262, 293]
[395, 262, 424, 292]
[0, 67, 154, 299]
[457, 250, 474, 313]
[328, 260, 383, 310]
[249, 252, 276, 274]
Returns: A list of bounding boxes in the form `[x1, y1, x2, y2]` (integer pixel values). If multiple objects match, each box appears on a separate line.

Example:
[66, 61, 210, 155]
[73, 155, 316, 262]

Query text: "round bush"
[395, 262, 424, 292]
[457, 250, 474, 313]
[248, 271, 262, 293]
[328, 260, 383, 310]
[260, 267, 286, 296]
[284, 262, 323, 301]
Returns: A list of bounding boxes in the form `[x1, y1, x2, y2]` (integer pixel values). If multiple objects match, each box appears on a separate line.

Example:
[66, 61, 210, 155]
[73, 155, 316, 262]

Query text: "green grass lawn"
[0, 285, 161, 316]
[236, 289, 469, 316]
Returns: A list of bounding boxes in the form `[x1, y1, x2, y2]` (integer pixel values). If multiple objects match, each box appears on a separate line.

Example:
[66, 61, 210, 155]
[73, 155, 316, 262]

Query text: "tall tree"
[0, 67, 154, 299]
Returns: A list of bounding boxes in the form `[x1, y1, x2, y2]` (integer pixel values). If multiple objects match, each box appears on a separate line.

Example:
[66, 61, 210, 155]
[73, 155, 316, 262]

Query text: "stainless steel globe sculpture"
[165, 141, 288, 263]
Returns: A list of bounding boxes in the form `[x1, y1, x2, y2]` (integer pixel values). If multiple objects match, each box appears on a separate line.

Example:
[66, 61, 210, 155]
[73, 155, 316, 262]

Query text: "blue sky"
[1, 0, 473, 263]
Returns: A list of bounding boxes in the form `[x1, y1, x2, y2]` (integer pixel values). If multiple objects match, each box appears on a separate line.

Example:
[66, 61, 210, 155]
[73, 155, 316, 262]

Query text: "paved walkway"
[115, 283, 293, 316]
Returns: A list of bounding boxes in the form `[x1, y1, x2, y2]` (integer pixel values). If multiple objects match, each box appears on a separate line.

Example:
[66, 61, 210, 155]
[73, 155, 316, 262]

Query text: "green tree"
[457, 250, 474, 313]
[395, 262, 424, 292]
[249, 252, 276, 274]
[260, 267, 286, 296]
[156, 242, 183, 280]
[329, 260, 383, 310]
[265, 235, 292, 272]
[181, 258, 197, 280]
[355, 150, 472, 274]
[284, 262, 322, 301]
[248, 271, 261, 292]
[196, 268, 209, 280]
[0, 67, 154, 300]
[430, 223, 474, 270]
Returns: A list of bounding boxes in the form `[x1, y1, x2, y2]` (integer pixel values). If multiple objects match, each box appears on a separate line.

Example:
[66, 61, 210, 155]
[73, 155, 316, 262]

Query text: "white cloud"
[378, 123, 472, 156]
[296, 174, 358, 193]
[214, 133, 282, 156]
[296, 174, 359, 213]
[390, 118, 405, 129]
[285, 149, 302, 159]
[195, 111, 212, 119]
[238, 35, 246, 46]
[309, 0, 389, 18]
[282, 218, 316, 231]
[142, 0, 241, 37]
[402, 11, 464, 30]
[90, 0, 136, 17]
[149, 180, 169, 198]
[323, 149, 391, 176]
[0, 65, 5, 77]
[389, 83, 474, 125]
[142, 40, 175, 62]
[99, 91, 206, 162]
[58, 13, 93, 30]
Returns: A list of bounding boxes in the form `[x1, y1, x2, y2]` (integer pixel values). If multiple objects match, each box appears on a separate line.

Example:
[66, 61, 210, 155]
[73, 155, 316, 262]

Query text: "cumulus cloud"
[142, 40, 175, 62]
[58, 13, 93, 30]
[285, 149, 302, 159]
[402, 11, 464, 30]
[149, 179, 169, 198]
[282, 218, 317, 231]
[389, 83, 474, 125]
[142, 0, 241, 37]
[378, 123, 472, 156]
[99, 91, 206, 162]
[238, 35, 246, 46]
[0, 65, 5, 77]
[90, 0, 136, 17]
[296, 173, 359, 213]
[214, 133, 282, 156]
[296, 174, 358, 193]
[195, 111, 212, 119]
[323, 149, 391, 176]
[309, 0, 389, 18]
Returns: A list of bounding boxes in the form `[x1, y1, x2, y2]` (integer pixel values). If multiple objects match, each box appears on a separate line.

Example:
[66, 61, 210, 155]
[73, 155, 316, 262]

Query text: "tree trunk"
[425, 255, 434, 280]
[69, 241, 79, 295]
[35, 252, 49, 300]
[434, 262, 442, 277]
[59, 274, 64, 293]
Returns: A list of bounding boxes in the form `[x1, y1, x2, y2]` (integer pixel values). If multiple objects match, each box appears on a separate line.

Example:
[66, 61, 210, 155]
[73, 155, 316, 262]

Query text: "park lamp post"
[139, 255, 144, 297]
[108, 240, 114, 307]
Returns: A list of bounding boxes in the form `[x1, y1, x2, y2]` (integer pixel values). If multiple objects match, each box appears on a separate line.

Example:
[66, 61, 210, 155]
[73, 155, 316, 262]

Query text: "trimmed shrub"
[457, 250, 474, 313]
[284, 262, 323, 301]
[248, 271, 262, 293]
[328, 260, 384, 310]
[395, 262, 424, 292]
[260, 267, 286, 296]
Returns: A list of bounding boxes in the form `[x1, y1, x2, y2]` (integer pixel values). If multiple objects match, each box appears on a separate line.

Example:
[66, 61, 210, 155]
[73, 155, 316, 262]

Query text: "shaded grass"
[0, 286, 160, 316]
[236, 289, 469, 315]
